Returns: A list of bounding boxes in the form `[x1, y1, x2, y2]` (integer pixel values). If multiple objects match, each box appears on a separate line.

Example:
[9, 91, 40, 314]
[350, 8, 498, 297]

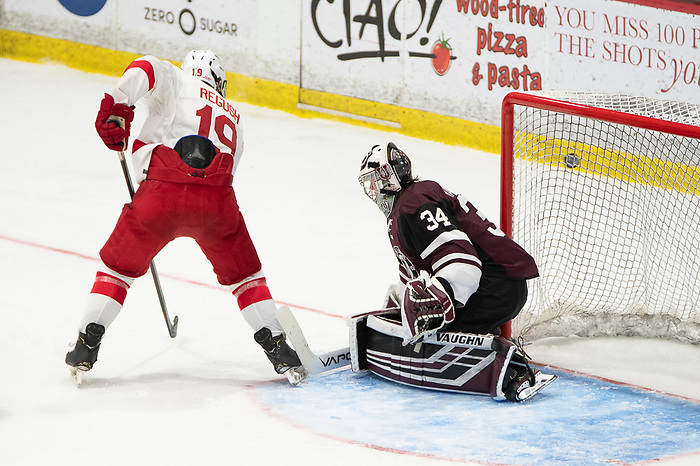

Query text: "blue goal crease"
[254, 369, 700, 465]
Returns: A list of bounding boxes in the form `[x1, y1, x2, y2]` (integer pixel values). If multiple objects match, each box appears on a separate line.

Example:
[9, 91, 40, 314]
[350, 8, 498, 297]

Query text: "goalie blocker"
[349, 310, 555, 401]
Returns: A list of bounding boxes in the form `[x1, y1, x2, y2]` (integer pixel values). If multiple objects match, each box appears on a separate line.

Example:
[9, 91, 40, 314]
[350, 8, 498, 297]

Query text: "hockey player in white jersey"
[65, 50, 305, 385]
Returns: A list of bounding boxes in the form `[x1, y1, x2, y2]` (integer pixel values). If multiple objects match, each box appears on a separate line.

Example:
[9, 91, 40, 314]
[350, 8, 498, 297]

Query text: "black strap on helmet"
[387, 142, 412, 188]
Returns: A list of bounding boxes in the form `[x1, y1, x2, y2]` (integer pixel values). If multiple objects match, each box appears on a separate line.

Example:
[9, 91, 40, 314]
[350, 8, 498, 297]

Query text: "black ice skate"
[65, 323, 105, 385]
[254, 327, 308, 385]
[503, 349, 557, 402]
[504, 364, 536, 402]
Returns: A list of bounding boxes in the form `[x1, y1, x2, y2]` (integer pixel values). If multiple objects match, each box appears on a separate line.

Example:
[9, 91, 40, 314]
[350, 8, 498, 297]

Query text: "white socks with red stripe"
[77, 267, 284, 336]
[229, 271, 283, 335]
[78, 267, 134, 333]
[239, 298, 284, 336]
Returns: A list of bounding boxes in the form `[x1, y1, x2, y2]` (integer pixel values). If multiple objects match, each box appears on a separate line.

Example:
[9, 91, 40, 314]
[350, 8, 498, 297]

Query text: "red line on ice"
[5, 233, 699, 405]
[0, 233, 342, 318]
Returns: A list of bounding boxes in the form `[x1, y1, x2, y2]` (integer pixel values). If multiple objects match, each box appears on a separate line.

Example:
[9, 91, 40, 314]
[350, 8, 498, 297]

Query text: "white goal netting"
[504, 92, 700, 344]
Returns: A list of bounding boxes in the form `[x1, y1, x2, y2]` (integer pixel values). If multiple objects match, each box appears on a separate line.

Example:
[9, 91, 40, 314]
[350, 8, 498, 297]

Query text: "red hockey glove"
[401, 273, 455, 345]
[95, 93, 134, 151]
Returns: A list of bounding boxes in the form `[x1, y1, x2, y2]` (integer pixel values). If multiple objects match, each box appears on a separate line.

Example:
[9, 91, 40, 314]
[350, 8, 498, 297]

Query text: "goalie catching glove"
[95, 93, 134, 151]
[401, 272, 455, 345]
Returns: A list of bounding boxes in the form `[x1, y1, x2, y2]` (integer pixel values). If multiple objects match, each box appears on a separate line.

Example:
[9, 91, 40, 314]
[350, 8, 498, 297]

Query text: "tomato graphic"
[432, 35, 452, 76]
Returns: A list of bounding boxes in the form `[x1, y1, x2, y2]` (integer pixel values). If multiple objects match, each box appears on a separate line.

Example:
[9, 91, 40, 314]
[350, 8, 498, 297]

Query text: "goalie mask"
[359, 142, 412, 217]
[182, 50, 228, 98]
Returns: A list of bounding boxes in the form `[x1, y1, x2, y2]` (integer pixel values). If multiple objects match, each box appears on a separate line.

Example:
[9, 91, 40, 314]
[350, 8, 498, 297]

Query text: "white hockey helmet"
[182, 50, 227, 98]
[359, 142, 413, 217]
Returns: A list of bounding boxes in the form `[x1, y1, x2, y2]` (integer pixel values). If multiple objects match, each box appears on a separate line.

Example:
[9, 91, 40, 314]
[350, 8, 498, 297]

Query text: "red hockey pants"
[99, 148, 261, 286]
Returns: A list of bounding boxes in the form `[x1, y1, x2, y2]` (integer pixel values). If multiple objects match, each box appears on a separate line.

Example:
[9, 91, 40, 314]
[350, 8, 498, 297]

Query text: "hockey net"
[501, 92, 700, 344]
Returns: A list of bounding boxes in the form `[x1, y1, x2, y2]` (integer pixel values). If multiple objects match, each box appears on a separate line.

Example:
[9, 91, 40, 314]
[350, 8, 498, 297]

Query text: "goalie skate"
[507, 370, 557, 402]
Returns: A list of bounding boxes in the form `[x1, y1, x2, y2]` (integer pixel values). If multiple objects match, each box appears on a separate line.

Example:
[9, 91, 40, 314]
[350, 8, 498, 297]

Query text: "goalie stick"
[277, 305, 351, 376]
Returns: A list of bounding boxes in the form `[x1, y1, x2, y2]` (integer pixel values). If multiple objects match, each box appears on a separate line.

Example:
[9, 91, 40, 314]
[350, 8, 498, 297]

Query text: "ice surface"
[0, 59, 698, 466]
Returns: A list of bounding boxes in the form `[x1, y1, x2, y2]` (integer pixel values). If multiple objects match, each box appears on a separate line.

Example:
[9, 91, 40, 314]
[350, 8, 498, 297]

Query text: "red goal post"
[500, 91, 700, 343]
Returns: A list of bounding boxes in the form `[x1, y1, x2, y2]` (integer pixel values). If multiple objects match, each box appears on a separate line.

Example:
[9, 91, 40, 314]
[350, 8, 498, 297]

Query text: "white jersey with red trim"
[110, 55, 243, 184]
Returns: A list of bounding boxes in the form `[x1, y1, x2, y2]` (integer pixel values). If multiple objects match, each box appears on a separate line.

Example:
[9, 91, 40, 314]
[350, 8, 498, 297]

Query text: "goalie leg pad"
[354, 314, 513, 397]
[349, 308, 401, 372]
[350, 311, 557, 400]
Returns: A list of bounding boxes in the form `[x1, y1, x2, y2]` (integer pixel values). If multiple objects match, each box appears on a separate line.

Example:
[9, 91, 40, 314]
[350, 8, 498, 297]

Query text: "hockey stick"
[277, 305, 350, 376]
[117, 150, 179, 338]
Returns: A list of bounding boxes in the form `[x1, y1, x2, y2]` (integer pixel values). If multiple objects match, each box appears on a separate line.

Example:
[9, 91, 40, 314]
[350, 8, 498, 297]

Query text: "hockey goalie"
[352, 142, 556, 401]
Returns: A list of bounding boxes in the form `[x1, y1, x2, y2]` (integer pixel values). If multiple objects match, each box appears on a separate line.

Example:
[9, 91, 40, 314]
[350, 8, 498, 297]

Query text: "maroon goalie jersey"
[387, 180, 538, 286]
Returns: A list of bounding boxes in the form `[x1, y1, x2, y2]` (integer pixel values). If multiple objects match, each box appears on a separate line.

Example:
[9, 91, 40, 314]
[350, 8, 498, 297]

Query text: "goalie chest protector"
[349, 311, 516, 400]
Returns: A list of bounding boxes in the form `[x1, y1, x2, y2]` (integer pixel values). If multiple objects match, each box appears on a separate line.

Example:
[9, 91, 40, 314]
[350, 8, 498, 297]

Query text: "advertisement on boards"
[3, 0, 301, 84]
[301, 0, 547, 126]
[547, 0, 700, 104]
[3, 0, 247, 63]
[3, 0, 114, 43]
[301, 0, 698, 126]
[4, 0, 698, 128]
[117, 1, 250, 73]
[113, 0, 301, 84]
